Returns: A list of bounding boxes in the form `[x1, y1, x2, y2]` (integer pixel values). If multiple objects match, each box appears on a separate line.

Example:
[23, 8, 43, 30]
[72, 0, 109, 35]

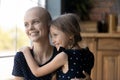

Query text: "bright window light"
[0, 0, 44, 80]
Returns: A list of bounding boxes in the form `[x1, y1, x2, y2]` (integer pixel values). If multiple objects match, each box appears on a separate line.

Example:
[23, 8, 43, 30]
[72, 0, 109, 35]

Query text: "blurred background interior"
[0, 0, 120, 80]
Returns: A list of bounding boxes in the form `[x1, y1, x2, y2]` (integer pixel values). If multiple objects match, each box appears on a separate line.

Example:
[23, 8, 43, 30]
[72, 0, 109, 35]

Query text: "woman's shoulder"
[15, 51, 24, 57]
[14, 49, 33, 60]
[13, 51, 25, 62]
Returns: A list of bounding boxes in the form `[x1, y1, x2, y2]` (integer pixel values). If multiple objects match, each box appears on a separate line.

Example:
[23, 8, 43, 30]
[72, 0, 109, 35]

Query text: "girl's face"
[50, 25, 70, 50]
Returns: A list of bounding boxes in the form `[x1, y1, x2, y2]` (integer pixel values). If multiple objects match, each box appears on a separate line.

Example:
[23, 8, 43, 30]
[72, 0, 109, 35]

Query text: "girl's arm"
[21, 47, 67, 77]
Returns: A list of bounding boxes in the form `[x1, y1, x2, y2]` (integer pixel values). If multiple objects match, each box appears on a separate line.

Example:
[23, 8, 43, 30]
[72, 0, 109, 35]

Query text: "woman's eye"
[33, 20, 40, 24]
[24, 23, 28, 28]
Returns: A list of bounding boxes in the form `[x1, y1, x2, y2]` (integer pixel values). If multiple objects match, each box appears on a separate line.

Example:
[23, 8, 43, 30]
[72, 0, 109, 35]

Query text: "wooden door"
[97, 51, 120, 80]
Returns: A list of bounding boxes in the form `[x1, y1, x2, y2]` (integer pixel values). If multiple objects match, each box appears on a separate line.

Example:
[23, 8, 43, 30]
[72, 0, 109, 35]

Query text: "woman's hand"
[71, 71, 92, 80]
[80, 71, 92, 80]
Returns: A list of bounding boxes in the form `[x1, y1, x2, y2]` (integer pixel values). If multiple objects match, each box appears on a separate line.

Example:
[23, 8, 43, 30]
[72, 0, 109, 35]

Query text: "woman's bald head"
[24, 6, 52, 25]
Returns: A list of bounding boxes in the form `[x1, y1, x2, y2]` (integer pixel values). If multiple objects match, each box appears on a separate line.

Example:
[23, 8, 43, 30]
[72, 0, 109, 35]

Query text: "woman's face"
[50, 25, 70, 50]
[24, 10, 48, 42]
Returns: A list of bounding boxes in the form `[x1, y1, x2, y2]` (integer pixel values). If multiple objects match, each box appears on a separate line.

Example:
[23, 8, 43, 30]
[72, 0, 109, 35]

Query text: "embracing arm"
[21, 47, 67, 77]
[13, 76, 24, 80]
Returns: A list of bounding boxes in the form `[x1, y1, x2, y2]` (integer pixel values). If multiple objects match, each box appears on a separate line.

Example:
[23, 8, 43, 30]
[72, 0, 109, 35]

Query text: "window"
[0, 0, 44, 79]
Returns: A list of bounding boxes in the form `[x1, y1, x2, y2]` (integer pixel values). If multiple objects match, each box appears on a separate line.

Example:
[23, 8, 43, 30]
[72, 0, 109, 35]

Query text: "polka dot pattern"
[56, 47, 94, 80]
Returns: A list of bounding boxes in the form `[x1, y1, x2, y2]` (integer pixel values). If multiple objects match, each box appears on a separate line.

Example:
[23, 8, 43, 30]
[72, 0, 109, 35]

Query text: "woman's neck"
[33, 40, 51, 54]
[32, 41, 53, 64]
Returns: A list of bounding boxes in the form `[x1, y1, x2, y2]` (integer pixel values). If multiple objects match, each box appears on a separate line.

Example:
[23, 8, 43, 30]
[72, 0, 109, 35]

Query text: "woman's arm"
[20, 47, 67, 77]
[80, 71, 92, 80]
[13, 76, 24, 80]
[51, 73, 57, 80]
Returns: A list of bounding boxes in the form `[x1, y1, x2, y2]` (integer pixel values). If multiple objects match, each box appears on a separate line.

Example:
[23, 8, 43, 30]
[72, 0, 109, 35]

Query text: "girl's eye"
[50, 33, 57, 38]
[53, 34, 57, 37]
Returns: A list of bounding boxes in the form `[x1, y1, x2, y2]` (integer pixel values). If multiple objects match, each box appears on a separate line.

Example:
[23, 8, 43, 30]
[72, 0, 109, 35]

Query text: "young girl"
[21, 13, 94, 80]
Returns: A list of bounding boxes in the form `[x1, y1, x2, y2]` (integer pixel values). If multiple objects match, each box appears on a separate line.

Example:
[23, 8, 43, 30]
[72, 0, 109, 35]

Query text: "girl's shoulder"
[81, 47, 94, 56]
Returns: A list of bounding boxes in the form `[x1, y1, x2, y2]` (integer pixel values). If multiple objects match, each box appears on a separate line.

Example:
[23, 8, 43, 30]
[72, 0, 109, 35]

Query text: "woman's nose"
[28, 24, 34, 30]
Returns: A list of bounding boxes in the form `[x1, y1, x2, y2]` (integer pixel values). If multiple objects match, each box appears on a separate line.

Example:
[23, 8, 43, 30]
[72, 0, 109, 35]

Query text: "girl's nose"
[51, 38, 56, 45]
